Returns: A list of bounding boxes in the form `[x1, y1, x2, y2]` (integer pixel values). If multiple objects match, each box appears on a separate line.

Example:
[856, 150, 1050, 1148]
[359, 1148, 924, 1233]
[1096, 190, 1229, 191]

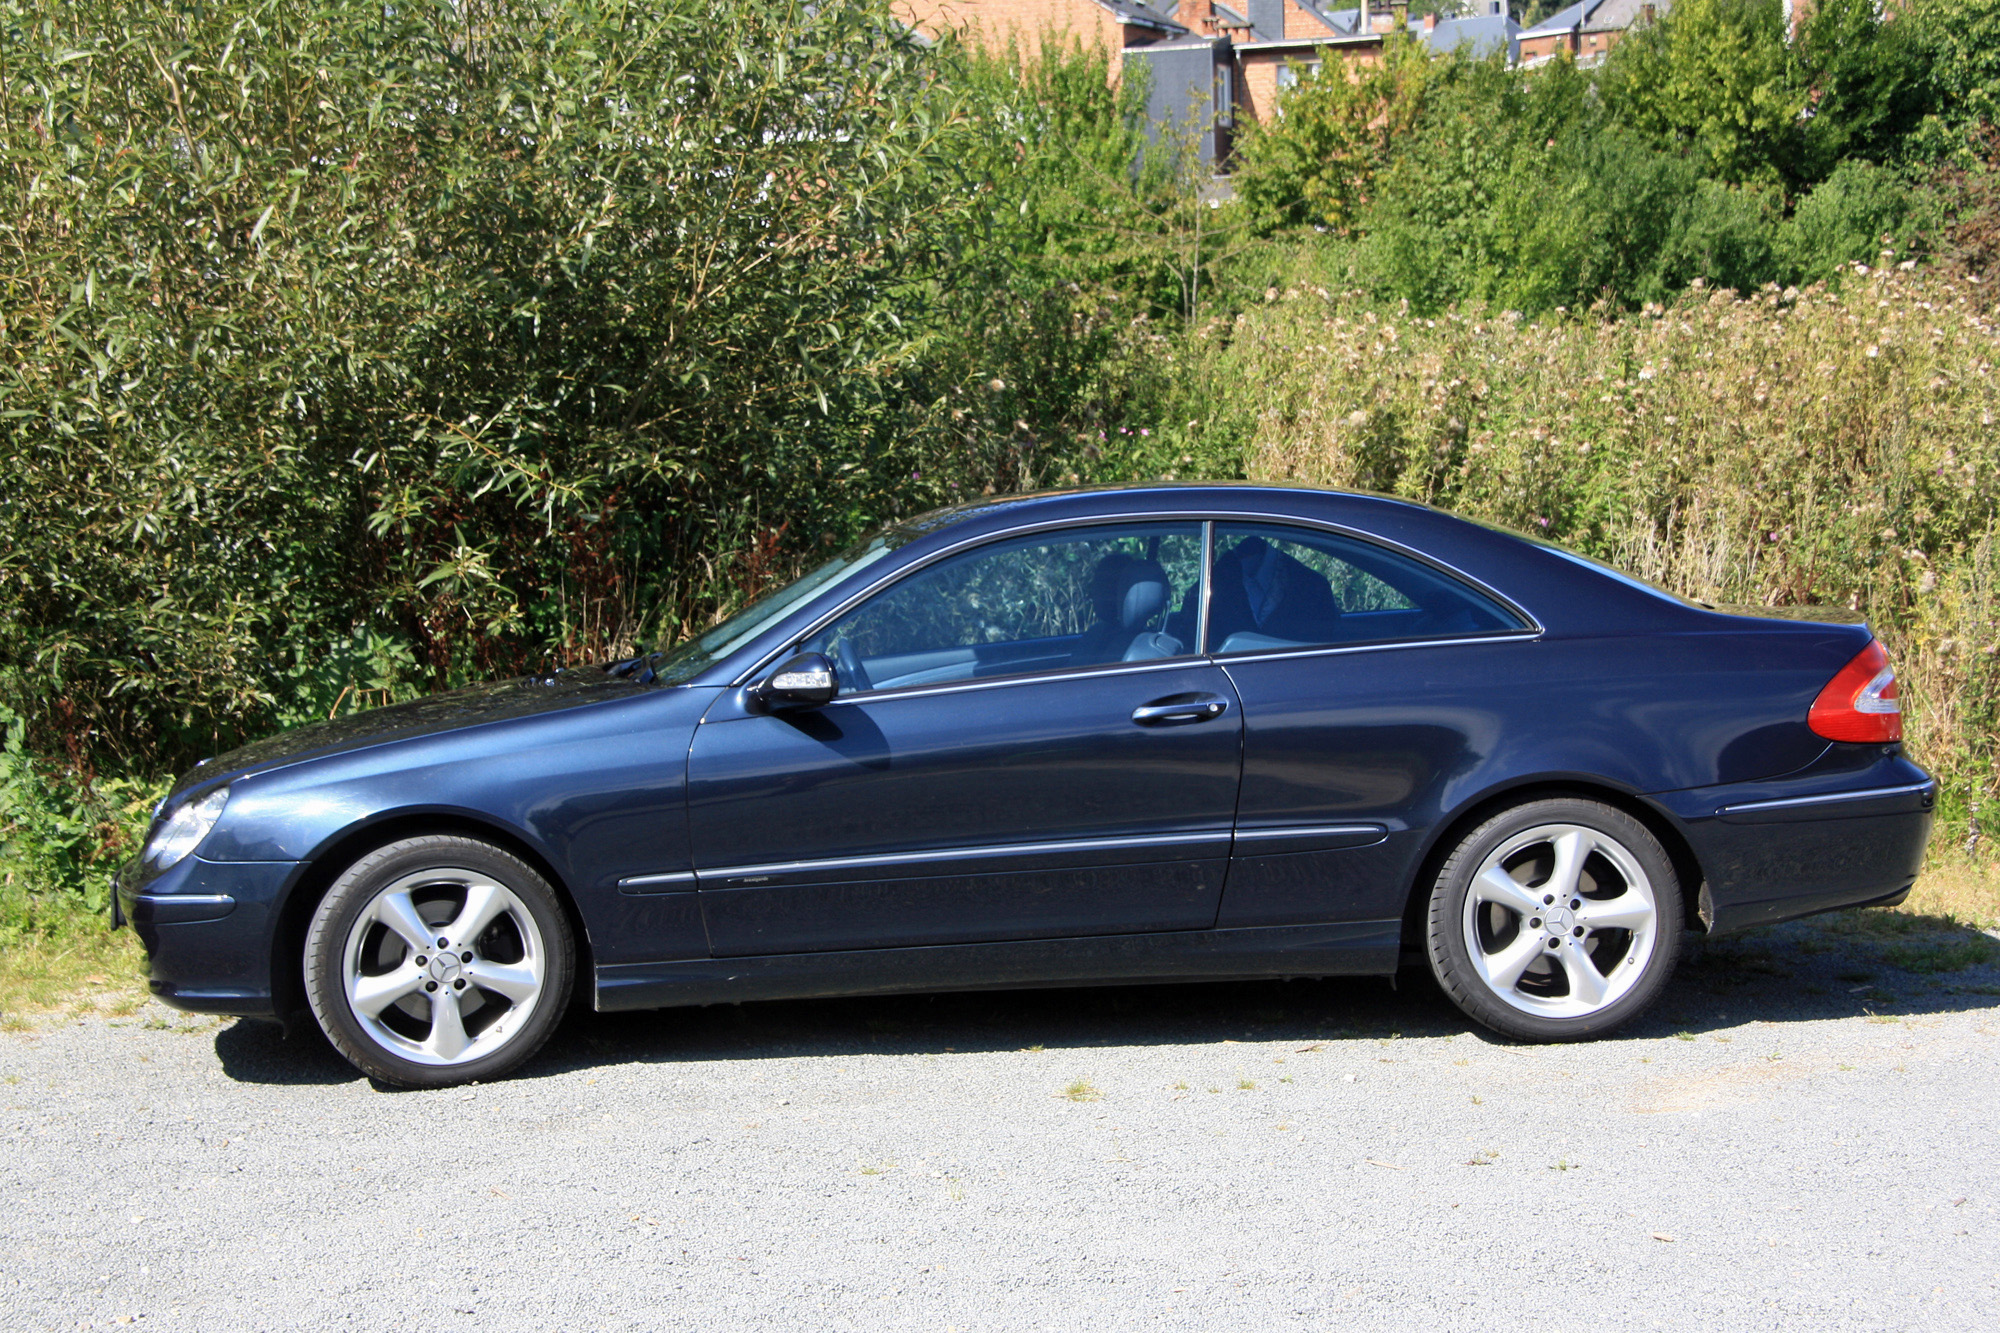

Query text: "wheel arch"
[268, 809, 592, 1025]
[1396, 778, 1709, 959]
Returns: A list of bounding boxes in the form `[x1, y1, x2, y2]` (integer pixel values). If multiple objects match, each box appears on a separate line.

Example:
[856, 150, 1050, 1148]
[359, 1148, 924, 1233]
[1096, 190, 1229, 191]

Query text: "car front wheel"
[1426, 798, 1682, 1041]
[303, 835, 574, 1087]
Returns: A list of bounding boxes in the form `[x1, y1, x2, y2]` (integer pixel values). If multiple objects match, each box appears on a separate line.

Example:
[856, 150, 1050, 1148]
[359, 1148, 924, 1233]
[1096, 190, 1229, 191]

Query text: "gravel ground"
[4, 917, 1998, 1333]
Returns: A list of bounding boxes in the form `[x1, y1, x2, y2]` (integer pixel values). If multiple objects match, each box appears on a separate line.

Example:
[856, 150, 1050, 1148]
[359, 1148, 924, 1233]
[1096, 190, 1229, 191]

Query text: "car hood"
[168, 669, 655, 800]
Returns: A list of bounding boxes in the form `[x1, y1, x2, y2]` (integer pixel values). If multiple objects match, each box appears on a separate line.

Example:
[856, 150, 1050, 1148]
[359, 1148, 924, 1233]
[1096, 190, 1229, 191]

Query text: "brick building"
[1516, 0, 1666, 68]
[897, 1, 1522, 165]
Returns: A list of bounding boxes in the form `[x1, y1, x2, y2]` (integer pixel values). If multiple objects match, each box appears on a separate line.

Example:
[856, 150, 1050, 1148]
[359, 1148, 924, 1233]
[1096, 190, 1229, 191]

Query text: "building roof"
[1096, 0, 1191, 34]
[1311, 6, 1369, 36]
[1296, 1, 1363, 34]
[1236, 7, 1519, 59]
[1520, 0, 1662, 38]
[1418, 13, 1520, 59]
[1519, 0, 1596, 36]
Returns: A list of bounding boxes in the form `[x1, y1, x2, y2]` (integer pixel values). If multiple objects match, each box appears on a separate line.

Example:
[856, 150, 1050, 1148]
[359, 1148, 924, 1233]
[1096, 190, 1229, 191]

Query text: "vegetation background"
[2, 0, 1997, 976]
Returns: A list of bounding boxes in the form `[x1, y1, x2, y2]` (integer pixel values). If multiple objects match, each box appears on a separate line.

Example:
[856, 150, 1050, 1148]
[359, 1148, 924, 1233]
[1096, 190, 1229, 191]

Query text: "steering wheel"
[834, 636, 872, 694]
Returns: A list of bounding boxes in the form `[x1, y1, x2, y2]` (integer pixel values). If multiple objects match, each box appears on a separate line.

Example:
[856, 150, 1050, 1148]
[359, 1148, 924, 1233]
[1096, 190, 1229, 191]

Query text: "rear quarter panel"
[1204, 493, 1878, 931]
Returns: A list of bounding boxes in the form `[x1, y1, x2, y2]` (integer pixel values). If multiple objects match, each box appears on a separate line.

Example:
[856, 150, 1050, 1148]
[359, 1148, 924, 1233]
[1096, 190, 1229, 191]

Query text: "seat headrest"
[1091, 554, 1169, 631]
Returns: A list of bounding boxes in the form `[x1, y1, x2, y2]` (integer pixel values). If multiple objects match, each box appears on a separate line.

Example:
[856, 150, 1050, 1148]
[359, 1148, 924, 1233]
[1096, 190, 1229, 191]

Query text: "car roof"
[683, 483, 1747, 688]
[891, 481, 1438, 532]
[875, 483, 1473, 558]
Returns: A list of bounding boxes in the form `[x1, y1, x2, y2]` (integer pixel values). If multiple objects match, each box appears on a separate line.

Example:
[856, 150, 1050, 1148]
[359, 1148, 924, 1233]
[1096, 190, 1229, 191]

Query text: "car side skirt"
[592, 920, 1402, 1012]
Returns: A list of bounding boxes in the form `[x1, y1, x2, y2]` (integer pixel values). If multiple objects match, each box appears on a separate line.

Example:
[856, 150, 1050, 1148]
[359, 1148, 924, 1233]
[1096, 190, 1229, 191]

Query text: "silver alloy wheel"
[1460, 822, 1659, 1019]
[339, 867, 548, 1067]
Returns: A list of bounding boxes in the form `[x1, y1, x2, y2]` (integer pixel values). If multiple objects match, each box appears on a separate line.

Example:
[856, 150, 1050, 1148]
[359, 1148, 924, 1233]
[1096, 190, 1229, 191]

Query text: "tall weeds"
[1233, 267, 2000, 845]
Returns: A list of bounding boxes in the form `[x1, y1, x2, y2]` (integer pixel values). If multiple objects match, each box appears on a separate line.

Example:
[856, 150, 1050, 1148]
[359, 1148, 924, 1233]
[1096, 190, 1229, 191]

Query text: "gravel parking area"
[5, 918, 1998, 1333]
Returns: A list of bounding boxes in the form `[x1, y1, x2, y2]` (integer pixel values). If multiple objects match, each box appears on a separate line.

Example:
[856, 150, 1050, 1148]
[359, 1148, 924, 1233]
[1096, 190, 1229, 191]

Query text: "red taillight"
[1808, 640, 1902, 743]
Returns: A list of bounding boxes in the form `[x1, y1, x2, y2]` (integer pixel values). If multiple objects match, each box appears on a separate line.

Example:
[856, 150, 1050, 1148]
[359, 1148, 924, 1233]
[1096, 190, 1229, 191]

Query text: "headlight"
[143, 786, 230, 871]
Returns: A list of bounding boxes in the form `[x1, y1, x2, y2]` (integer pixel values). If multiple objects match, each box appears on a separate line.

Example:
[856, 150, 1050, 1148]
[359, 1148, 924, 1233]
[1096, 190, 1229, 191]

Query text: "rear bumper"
[1651, 752, 1934, 935]
[115, 854, 300, 1017]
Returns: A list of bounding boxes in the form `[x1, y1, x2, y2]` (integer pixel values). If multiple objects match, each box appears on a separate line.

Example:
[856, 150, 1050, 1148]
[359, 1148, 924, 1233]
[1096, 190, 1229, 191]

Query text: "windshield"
[646, 532, 904, 685]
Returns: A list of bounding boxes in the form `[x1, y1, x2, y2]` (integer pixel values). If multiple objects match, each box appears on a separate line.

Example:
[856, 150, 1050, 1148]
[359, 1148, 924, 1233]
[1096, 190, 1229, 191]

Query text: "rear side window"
[1203, 523, 1528, 654]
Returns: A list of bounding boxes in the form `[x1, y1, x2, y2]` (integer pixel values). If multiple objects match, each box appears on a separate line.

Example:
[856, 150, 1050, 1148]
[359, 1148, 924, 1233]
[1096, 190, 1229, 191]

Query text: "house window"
[1275, 59, 1322, 92]
[1215, 64, 1235, 126]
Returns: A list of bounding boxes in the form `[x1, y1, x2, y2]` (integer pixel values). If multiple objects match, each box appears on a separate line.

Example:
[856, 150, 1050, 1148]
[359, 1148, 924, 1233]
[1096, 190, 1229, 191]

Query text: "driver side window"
[807, 523, 1204, 694]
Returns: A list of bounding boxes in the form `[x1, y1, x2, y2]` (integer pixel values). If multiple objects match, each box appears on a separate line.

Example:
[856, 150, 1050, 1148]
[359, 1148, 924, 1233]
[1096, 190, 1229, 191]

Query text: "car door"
[1201, 521, 1541, 931]
[685, 521, 1244, 957]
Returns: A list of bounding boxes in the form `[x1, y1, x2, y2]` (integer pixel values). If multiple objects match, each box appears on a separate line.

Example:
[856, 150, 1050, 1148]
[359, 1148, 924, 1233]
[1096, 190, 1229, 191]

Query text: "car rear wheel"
[1426, 798, 1682, 1041]
[304, 835, 574, 1087]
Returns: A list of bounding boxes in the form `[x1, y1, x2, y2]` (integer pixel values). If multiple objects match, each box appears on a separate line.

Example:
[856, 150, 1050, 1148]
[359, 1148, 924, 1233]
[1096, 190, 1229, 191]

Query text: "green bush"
[1781, 160, 1938, 282]
[1358, 68, 1787, 314]
[0, 706, 159, 935]
[0, 0, 983, 777]
[4, 2, 1997, 929]
[1905, 0, 2000, 161]
[1650, 176, 1785, 296]
[1230, 34, 1432, 236]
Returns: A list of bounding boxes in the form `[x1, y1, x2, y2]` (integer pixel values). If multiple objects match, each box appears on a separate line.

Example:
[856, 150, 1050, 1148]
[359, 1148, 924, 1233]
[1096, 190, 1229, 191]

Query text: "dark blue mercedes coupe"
[116, 485, 1934, 1086]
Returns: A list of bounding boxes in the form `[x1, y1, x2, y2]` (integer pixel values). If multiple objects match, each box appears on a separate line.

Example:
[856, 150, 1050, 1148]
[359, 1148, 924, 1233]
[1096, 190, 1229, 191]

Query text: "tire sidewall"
[1428, 798, 1683, 1042]
[304, 836, 575, 1088]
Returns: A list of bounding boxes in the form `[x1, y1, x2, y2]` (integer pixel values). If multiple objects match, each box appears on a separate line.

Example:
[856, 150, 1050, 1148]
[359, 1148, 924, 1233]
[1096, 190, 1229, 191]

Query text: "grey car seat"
[1077, 554, 1181, 664]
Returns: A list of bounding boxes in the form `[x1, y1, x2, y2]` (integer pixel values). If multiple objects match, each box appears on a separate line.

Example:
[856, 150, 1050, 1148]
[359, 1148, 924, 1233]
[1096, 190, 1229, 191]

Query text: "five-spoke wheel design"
[305, 836, 573, 1087]
[1428, 798, 1681, 1041]
[1462, 823, 1659, 1019]
[340, 868, 547, 1066]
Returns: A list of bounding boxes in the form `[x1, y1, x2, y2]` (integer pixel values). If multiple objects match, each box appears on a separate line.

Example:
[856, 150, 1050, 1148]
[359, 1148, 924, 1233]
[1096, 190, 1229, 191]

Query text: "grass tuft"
[0, 906, 146, 1024]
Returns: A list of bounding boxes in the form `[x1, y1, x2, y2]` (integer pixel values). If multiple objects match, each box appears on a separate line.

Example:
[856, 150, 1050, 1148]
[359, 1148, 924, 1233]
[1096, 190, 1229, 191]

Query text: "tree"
[1231, 35, 1434, 236]
[1599, 0, 1806, 190]
[0, 0, 984, 768]
[1904, 0, 2000, 161]
[1791, 0, 1936, 180]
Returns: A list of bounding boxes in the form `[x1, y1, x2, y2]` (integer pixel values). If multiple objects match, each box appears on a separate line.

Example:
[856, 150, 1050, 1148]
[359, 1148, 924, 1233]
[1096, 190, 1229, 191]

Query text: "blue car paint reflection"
[117, 484, 1933, 1023]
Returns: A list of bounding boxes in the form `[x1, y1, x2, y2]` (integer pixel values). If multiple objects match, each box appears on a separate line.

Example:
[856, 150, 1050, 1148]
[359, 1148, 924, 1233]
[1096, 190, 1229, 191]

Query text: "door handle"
[1131, 693, 1231, 726]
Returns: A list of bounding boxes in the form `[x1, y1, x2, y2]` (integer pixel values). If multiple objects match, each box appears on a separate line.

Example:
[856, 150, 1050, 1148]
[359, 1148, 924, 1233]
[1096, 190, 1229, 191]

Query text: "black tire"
[303, 835, 575, 1087]
[1426, 798, 1682, 1042]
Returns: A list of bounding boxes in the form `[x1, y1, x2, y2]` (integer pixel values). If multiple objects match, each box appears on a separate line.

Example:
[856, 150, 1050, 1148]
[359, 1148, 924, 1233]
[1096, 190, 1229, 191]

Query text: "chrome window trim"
[727, 507, 1541, 690]
[616, 870, 698, 892]
[1213, 629, 1542, 666]
[1201, 517, 1537, 655]
[1195, 519, 1215, 655]
[624, 824, 1386, 892]
[816, 656, 1204, 707]
[1716, 781, 1934, 817]
[696, 829, 1230, 885]
[1232, 823, 1386, 842]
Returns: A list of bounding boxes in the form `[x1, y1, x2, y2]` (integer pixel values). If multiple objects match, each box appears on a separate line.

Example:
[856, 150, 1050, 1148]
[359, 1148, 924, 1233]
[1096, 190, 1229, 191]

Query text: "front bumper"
[114, 854, 302, 1016]
[1651, 751, 1934, 935]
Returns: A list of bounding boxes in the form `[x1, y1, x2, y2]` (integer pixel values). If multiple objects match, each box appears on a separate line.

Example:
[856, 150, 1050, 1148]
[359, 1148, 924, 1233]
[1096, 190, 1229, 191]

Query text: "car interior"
[808, 523, 1524, 694]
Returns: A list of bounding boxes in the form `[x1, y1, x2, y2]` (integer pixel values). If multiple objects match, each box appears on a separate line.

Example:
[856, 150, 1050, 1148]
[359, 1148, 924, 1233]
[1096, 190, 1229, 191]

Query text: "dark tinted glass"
[807, 523, 1203, 693]
[1202, 523, 1526, 654]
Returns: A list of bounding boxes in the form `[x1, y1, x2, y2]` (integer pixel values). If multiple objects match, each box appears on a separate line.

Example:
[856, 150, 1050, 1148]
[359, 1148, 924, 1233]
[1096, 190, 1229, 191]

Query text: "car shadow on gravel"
[213, 1013, 369, 1085]
[209, 911, 2000, 1085]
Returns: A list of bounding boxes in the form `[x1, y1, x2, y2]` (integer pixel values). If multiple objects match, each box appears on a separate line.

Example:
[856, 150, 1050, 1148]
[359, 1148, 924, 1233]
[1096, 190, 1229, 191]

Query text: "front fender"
[196, 686, 717, 959]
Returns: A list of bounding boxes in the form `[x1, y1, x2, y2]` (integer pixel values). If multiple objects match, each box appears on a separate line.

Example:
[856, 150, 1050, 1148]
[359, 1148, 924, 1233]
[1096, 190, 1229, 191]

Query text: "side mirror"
[756, 651, 838, 710]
